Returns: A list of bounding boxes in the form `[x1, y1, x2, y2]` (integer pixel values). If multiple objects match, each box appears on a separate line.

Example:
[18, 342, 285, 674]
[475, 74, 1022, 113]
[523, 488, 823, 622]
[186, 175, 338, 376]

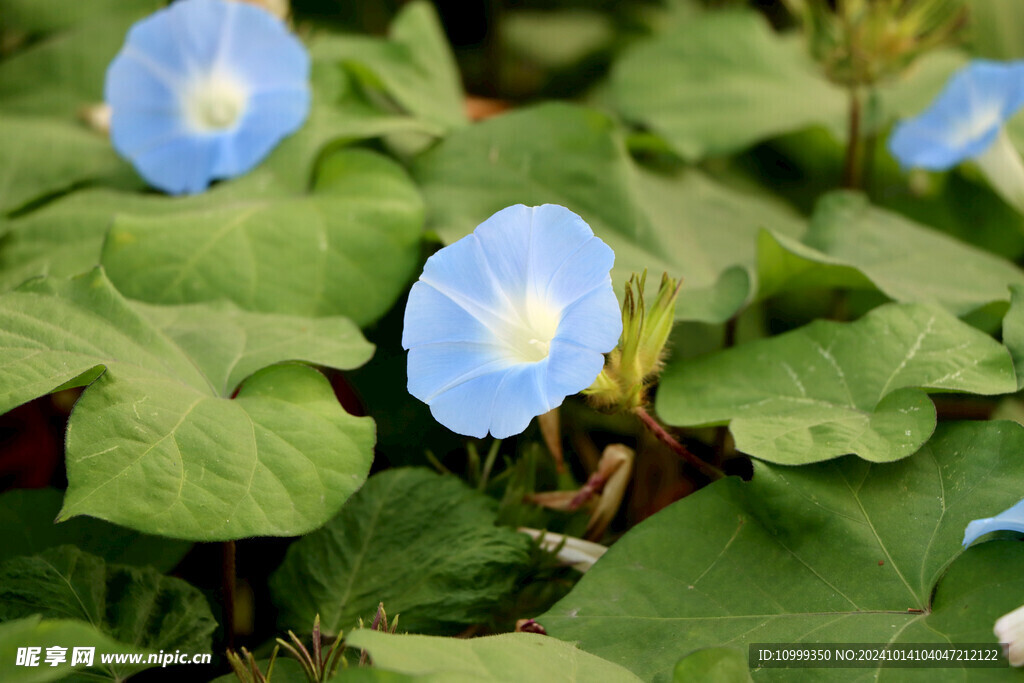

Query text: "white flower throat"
[503, 295, 561, 364]
[951, 103, 1003, 147]
[183, 71, 248, 132]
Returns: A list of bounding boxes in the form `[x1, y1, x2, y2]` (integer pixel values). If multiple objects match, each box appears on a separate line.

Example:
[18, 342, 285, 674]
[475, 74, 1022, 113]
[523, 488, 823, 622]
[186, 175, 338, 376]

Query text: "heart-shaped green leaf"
[0, 129, 419, 299]
[0, 1, 161, 117]
[657, 303, 1016, 464]
[0, 488, 190, 571]
[672, 648, 752, 683]
[310, 1, 465, 132]
[607, 10, 846, 160]
[345, 630, 643, 682]
[540, 421, 1024, 681]
[0, 615, 147, 683]
[101, 148, 424, 326]
[1001, 285, 1024, 389]
[0, 117, 133, 215]
[0, 188, 208, 293]
[0, 268, 375, 539]
[758, 193, 1024, 317]
[0, 546, 216, 681]
[271, 468, 532, 635]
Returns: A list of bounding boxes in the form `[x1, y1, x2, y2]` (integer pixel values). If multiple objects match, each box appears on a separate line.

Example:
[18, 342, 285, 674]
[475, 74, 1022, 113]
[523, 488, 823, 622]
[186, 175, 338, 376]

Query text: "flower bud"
[586, 271, 680, 412]
[786, 0, 966, 88]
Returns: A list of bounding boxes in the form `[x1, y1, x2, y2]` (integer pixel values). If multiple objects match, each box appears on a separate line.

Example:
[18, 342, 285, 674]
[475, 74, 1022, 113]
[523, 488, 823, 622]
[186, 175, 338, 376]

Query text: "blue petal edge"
[962, 497, 1024, 547]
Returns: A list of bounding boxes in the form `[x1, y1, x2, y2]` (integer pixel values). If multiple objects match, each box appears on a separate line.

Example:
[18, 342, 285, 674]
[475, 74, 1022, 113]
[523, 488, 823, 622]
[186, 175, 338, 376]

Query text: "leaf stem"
[634, 407, 724, 480]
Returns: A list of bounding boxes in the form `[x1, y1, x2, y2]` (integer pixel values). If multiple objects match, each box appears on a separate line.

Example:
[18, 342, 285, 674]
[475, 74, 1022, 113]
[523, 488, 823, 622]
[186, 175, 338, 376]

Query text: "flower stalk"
[635, 407, 724, 481]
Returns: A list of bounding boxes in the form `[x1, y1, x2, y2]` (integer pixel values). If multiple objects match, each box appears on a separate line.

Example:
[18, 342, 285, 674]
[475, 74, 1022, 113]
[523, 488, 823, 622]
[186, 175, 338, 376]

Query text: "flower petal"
[889, 60, 1024, 170]
[121, 5, 196, 86]
[170, 0, 228, 69]
[474, 204, 597, 303]
[553, 283, 623, 352]
[527, 205, 603, 294]
[889, 120, 996, 170]
[417, 232, 519, 331]
[542, 246, 615, 311]
[427, 370, 509, 439]
[407, 343, 514, 404]
[402, 282, 495, 348]
[212, 89, 311, 177]
[104, 50, 180, 112]
[963, 497, 1024, 547]
[129, 134, 219, 196]
[488, 364, 550, 438]
[109, 109, 186, 159]
[544, 339, 606, 407]
[210, 3, 310, 93]
[472, 204, 535, 300]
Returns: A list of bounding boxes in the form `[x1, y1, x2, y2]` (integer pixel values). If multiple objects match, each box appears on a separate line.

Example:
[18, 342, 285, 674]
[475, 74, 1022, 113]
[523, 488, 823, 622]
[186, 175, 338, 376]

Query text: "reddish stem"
[634, 407, 724, 480]
[568, 468, 612, 510]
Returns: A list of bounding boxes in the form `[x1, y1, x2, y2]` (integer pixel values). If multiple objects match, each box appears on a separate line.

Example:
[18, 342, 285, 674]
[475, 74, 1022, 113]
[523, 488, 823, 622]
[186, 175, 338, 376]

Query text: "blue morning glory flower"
[105, 0, 311, 195]
[963, 497, 1024, 547]
[402, 205, 622, 439]
[889, 60, 1024, 170]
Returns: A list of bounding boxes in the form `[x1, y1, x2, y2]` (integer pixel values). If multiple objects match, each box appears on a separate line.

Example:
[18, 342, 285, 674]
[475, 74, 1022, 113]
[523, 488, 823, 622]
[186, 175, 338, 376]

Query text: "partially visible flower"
[889, 60, 1024, 212]
[402, 204, 622, 439]
[960, 498, 1024, 666]
[890, 60, 1024, 170]
[963, 497, 1024, 547]
[105, 0, 310, 194]
[995, 604, 1024, 667]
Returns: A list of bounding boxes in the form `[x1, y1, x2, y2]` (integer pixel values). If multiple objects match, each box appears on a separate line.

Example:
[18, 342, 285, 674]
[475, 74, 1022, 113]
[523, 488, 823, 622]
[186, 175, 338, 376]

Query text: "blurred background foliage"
[3, 0, 1024, 586]
[4, 0, 1024, 679]
[3, 0, 1022, 538]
